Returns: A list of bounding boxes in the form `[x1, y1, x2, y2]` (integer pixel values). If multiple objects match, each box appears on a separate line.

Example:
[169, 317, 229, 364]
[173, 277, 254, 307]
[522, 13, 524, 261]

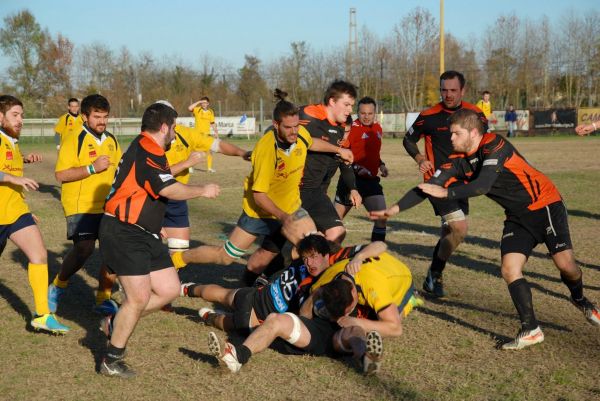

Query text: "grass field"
[1, 136, 599, 401]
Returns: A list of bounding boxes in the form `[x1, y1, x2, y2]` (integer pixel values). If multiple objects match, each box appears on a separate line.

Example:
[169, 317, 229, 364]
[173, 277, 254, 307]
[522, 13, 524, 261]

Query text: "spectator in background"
[505, 104, 517, 138]
[476, 91, 496, 131]
[575, 120, 599, 136]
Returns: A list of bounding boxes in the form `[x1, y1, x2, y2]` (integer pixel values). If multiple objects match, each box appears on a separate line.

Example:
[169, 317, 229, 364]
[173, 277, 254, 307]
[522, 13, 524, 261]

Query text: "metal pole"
[440, 0, 445, 75]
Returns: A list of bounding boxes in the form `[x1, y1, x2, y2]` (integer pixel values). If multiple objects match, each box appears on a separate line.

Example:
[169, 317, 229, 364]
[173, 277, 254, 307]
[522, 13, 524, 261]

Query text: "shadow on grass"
[179, 347, 219, 367]
[37, 183, 61, 202]
[569, 209, 600, 220]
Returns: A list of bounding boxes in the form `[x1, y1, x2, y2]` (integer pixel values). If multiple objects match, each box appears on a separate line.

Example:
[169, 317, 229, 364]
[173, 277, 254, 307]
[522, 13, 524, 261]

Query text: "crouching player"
[170, 90, 353, 284]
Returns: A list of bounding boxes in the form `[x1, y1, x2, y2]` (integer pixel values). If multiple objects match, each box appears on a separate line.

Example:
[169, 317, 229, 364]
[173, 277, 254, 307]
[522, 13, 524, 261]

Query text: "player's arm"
[339, 163, 361, 207]
[337, 304, 403, 337]
[345, 241, 388, 275]
[252, 191, 291, 223]
[159, 181, 220, 201]
[309, 138, 354, 164]
[169, 153, 205, 175]
[187, 101, 201, 112]
[211, 121, 219, 138]
[55, 155, 111, 183]
[217, 140, 251, 160]
[0, 171, 39, 191]
[403, 118, 433, 174]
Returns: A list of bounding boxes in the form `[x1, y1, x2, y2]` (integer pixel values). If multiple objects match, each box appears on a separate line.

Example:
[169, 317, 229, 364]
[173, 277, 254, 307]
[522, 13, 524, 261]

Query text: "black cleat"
[99, 358, 136, 378]
[422, 269, 445, 298]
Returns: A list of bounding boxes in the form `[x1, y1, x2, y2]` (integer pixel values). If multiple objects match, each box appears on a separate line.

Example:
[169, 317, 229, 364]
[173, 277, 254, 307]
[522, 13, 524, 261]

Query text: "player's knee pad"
[167, 238, 189, 253]
[283, 312, 302, 345]
[441, 209, 466, 225]
[223, 240, 247, 260]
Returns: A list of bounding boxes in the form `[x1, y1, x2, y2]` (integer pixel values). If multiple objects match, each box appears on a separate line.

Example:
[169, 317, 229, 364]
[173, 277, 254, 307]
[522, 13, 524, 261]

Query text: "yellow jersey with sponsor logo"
[165, 124, 216, 184]
[242, 126, 313, 219]
[0, 130, 29, 225]
[192, 107, 215, 135]
[55, 125, 121, 216]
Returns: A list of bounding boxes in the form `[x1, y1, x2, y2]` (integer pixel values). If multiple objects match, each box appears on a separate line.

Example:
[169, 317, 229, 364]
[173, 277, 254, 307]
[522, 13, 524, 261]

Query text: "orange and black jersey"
[404, 101, 487, 180]
[104, 132, 177, 234]
[299, 104, 356, 191]
[429, 134, 562, 216]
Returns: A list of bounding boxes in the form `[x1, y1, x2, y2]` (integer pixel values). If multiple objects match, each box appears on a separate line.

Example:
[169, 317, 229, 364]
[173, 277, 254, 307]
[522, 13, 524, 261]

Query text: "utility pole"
[347, 7, 358, 81]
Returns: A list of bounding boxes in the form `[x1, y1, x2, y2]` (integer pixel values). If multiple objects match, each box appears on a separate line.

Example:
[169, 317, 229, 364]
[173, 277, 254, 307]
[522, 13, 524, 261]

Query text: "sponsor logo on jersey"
[6, 151, 13, 160]
[469, 158, 479, 165]
[159, 173, 174, 182]
[482, 159, 498, 166]
[328, 129, 337, 134]
[89, 150, 97, 158]
[361, 133, 369, 140]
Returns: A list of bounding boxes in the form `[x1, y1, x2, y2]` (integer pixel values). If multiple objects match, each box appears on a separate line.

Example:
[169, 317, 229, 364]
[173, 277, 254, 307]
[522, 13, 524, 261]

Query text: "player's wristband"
[87, 164, 96, 175]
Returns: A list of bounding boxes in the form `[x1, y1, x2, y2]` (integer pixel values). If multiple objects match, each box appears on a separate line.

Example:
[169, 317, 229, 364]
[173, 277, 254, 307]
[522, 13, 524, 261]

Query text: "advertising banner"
[577, 107, 600, 126]
[532, 109, 576, 129]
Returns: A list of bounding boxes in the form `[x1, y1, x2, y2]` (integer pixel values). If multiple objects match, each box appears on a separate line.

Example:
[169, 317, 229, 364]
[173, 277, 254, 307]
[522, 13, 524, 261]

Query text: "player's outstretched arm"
[159, 182, 220, 201]
[338, 304, 403, 337]
[310, 138, 354, 164]
[217, 140, 251, 160]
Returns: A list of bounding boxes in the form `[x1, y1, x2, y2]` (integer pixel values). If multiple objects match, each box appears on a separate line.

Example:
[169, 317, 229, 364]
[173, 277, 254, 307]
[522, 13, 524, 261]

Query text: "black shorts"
[429, 196, 469, 218]
[232, 286, 276, 330]
[300, 190, 343, 232]
[66, 213, 103, 242]
[335, 175, 383, 207]
[99, 215, 173, 276]
[500, 201, 572, 257]
[269, 315, 338, 356]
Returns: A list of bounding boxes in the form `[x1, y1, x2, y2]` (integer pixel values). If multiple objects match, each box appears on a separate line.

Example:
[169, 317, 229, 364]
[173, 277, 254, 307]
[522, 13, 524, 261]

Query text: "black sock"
[560, 273, 584, 301]
[430, 241, 446, 277]
[105, 343, 126, 364]
[242, 268, 259, 286]
[371, 226, 386, 242]
[185, 284, 199, 297]
[508, 278, 538, 331]
[235, 344, 252, 365]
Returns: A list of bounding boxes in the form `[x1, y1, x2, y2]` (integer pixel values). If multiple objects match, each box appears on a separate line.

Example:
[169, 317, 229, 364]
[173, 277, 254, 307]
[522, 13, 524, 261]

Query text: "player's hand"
[187, 151, 205, 166]
[350, 189, 362, 209]
[355, 165, 372, 177]
[379, 164, 389, 177]
[418, 183, 448, 198]
[418, 159, 434, 175]
[337, 147, 354, 164]
[5, 175, 39, 191]
[345, 257, 363, 276]
[575, 123, 595, 136]
[369, 205, 399, 220]
[24, 153, 42, 163]
[160, 227, 168, 240]
[93, 155, 111, 173]
[242, 151, 252, 161]
[201, 183, 220, 199]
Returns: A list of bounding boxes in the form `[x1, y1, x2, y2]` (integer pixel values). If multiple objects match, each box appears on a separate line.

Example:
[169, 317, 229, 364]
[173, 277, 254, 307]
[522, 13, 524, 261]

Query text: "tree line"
[1, 8, 598, 119]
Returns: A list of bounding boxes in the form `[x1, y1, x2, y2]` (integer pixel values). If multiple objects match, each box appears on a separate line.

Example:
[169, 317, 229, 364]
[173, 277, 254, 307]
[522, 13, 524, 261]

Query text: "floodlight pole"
[440, 0, 445, 75]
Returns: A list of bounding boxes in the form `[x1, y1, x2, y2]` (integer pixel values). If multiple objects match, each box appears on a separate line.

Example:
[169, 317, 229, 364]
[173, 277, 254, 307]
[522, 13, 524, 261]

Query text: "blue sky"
[0, 0, 598, 70]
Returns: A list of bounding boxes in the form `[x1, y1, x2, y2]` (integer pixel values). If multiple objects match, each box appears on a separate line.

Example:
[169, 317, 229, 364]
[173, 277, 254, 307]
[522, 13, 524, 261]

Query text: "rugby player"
[0, 95, 69, 333]
[334, 97, 389, 241]
[377, 108, 600, 349]
[188, 96, 219, 172]
[97, 102, 220, 378]
[48, 94, 122, 316]
[53, 97, 83, 150]
[299, 80, 362, 244]
[170, 90, 353, 284]
[403, 70, 487, 298]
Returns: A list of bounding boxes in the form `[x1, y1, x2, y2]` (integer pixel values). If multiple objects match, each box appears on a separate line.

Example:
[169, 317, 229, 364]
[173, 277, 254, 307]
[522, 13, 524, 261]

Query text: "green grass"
[1, 136, 599, 401]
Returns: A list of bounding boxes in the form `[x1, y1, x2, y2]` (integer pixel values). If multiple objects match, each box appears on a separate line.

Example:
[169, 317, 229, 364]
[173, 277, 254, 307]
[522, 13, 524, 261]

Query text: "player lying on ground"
[181, 235, 386, 332]
[372, 108, 600, 350]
